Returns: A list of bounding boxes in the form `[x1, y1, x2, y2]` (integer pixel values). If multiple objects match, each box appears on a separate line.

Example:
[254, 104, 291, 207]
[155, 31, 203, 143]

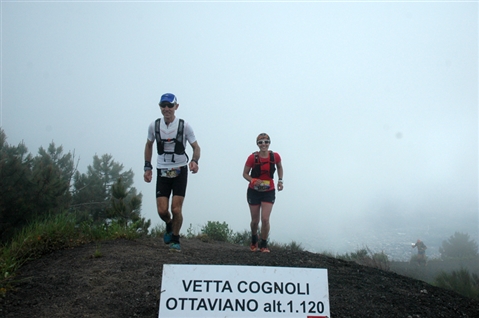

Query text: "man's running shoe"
[260, 247, 270, 253]
[163, 232, 172, 244]
[250, 243, 259, 252]
[169, 242, 181, 252]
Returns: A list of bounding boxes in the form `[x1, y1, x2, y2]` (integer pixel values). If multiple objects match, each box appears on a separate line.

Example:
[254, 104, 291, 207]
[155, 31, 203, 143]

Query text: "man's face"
[160, 102, 178, 119]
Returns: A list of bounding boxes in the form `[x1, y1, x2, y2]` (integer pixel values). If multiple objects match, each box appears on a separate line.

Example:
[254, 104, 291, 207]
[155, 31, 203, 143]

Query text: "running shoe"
[250, 242, 259, 252]
[163, 232, 172, 244]
[260, 247, 270, 253]
[169, 242, 181, 252]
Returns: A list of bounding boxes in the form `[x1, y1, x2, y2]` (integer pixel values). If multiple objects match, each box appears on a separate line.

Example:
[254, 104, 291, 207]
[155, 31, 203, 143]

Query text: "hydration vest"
[155, 118, 187, 163]
[250, 151, 276, 178]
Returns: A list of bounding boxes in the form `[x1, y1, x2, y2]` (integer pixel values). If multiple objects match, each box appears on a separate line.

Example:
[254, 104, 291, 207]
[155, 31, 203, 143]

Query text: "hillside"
[1, 238, 478, 317]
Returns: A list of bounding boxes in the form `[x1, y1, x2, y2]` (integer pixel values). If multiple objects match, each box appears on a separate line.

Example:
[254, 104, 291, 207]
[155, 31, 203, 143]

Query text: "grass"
[434, 268, 479, 299]
[92, 243, 103, 258]
[0, 213, 145, 295]
[335, 246, 391, 271]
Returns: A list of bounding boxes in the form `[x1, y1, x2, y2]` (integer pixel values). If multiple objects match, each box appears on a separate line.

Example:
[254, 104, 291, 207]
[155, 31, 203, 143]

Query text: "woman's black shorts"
[247, 188, 275, 205]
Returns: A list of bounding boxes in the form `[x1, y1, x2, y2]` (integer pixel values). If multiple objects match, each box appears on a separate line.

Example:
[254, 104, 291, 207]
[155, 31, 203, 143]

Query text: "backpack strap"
[250, 151, 260, 178]
[268, 151, 276, 178]
[175, 119, 189, 163]
[250, 151, 276, 178]
[174, 119, 185, 155]
[155, 118, 163, 155]
[155, 118, 187, 163]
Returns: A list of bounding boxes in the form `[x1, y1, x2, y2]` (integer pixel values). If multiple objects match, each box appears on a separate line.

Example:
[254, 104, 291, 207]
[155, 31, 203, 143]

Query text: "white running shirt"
[147, 117, 197, 169]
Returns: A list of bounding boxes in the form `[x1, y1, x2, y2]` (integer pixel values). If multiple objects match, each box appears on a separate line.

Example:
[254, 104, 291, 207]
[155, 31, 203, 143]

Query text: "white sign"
[159, 264, 330, 318]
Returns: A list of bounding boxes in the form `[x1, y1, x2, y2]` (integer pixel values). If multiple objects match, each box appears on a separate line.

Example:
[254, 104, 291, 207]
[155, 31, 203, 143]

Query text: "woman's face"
[256, 138, 270, 151]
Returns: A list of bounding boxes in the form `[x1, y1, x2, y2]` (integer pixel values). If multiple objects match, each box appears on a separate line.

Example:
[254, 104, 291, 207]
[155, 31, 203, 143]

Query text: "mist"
[2, 1, 477, 261]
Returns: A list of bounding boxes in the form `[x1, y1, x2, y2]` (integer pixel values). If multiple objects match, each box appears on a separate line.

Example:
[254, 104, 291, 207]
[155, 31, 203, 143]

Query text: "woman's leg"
[259, 202, 273, 241]
[249, 204, 261, 236]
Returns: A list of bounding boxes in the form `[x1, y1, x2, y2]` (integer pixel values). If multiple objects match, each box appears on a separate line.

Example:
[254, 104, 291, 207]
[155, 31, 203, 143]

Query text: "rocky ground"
[1, 237, 478, 317]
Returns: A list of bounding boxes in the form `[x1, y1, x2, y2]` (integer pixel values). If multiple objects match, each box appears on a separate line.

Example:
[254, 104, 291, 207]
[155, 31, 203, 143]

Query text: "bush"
[409, 254, 428, 266]
[337, 247, 390, 270]
[230, 230, 251, 246]
[269, 240, 304, 252]
[434, 268, 479, 299]
[200, 221, 233, 242]
[149, 223, 166, 238]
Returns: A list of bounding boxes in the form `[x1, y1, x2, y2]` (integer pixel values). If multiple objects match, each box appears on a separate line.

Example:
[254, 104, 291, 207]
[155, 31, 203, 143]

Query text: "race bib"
[160, 167, 181, 178]
[254, 180, 271, 192]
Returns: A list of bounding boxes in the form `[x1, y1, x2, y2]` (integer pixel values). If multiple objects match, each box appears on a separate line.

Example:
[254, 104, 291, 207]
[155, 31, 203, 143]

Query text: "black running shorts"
[247, 188, 275, 205]
[156, 166, 188, 198]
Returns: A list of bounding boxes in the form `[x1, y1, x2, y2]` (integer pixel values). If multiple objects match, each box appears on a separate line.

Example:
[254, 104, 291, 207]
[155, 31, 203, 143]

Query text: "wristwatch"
[144, 161, 153, 171]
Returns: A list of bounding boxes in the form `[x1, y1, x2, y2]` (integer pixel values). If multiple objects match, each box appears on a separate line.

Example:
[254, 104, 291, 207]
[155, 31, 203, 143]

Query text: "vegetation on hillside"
[0, 128, 148, 244]
[439, 232, 479, 260]
[434, 268, 479, 299]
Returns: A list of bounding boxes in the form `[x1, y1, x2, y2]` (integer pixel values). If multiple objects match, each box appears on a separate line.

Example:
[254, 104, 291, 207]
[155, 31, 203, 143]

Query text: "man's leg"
[170, 195, 185, 236]
[167, 167, 188, 251]
[156, 196, 171, 223]
[156, 171, 173, 235]
[167, 195, 184, 251]
[156, 196, 173, 243]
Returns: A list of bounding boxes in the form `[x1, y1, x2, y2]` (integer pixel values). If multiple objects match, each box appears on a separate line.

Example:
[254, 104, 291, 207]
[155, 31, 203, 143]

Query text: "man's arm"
[145, 139, 154, 162]
[188, 141, 200, 173]
[144, 139, 154, 182]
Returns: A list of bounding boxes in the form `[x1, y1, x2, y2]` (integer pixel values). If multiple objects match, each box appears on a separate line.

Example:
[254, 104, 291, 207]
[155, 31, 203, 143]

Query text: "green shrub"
[200, 221, 233, 242]
[409, 254, 428, 266]
[434, 268, 479, 299]
[149, 223, 166, 238]
[185, 223, 200, 239]
[337, 247, 390, 270]
[350, 248, 369, 261]
[106, 220, 145, 240]
[230, 230, 251, 246]
[337, 248, 368, 262]
[286, 241, 304, 252]
[268, 240, 304, 252]
[319, 250, 336, 258]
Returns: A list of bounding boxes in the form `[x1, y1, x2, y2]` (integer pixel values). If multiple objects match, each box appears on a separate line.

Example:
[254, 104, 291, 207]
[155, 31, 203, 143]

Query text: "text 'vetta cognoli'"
[181, 279, 310, 295]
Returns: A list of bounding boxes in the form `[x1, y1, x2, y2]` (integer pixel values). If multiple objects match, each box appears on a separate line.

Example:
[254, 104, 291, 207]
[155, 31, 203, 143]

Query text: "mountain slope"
[1, 238, 478, 317]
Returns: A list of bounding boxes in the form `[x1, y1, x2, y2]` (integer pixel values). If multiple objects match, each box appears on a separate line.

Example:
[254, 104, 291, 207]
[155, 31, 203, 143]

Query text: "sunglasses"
[159, 103, 175, 108]
[257, 140, 270, 145]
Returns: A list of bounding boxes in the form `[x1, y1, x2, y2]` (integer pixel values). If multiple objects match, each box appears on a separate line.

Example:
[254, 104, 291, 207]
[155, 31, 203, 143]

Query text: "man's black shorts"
[156, 166, 188, 198]
[247, 188, 275, 205]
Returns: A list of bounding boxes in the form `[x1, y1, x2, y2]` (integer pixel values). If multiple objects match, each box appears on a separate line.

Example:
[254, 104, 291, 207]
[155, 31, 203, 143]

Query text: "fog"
[2, 1, 477, 260]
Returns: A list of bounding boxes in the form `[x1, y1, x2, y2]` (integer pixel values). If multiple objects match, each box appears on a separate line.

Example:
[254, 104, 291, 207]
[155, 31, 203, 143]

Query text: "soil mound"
[1, 238, 478, 317]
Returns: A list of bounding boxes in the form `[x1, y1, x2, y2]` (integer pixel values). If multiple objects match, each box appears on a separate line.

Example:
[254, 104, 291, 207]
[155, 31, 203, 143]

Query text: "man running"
[144, 93, 200, 252]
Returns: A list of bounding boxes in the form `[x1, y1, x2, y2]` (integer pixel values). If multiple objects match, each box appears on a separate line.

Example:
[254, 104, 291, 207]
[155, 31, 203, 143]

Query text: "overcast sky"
[1, 1, 477, 256]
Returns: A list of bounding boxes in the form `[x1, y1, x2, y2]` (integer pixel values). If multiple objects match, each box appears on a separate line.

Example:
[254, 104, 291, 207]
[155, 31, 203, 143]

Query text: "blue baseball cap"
[159, 93, 177, 105]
